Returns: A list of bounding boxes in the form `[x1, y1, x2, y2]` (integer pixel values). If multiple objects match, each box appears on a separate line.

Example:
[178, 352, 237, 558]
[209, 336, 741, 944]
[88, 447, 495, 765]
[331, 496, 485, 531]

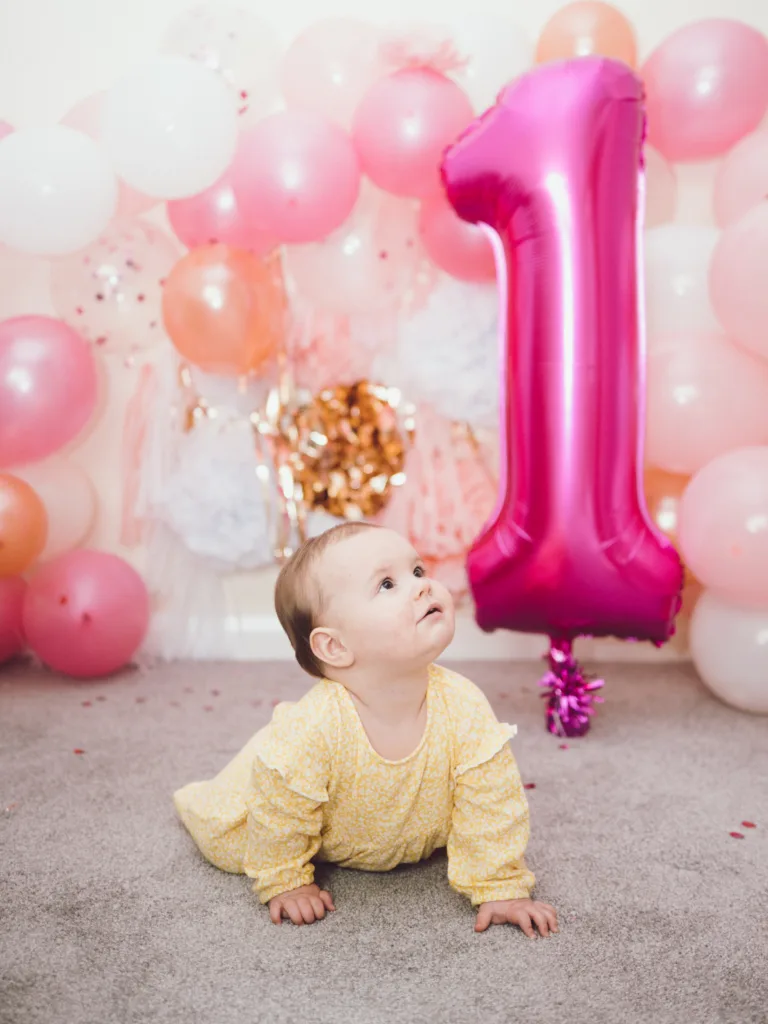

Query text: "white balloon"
[690, 591, 768, 715]
[0, 126, 117, 255]
[644, 226, 720, 338]
[12, 457, 97, 561]
[446, 15, 532, 112]
[102, 56, 239, 199]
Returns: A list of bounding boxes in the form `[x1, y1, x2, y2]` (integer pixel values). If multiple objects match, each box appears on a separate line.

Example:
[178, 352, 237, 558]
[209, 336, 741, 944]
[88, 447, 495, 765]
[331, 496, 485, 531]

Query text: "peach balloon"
[418, 192, 496, 282]
[12, 457, 96, 561]
[713, 130, 768, 228]
[0, 474, 48, 576]
[643, 467, 690, 549]
[642, 20, 768, 162]
[645, 333, 768, 476]
[0, 576, 26, 663]
[644, 147, 677, 228]
[61, 92, 155, 220]
[162, 245, 285, 375]
[535, 2, 636, 67]
[710, 202, 768, 363]
[678, 446, 768, 605]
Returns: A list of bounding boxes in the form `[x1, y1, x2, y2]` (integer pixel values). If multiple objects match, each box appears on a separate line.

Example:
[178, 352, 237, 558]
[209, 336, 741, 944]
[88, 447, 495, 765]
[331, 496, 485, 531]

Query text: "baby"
[173, 522, 558, 938]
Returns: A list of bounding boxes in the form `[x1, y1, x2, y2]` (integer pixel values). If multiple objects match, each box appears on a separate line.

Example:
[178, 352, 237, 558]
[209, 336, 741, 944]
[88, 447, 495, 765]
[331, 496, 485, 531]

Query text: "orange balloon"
[644, 466, 697, 583]
[0, 474, 48, 576]
[536, 2, 637, 68]
[162, 245, 286, 376]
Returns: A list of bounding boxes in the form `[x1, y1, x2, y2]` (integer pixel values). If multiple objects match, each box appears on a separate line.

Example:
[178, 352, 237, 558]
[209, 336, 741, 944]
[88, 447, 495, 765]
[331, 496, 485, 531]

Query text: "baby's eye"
[378, 577, 395, 592]
[413, 565, 425, 577]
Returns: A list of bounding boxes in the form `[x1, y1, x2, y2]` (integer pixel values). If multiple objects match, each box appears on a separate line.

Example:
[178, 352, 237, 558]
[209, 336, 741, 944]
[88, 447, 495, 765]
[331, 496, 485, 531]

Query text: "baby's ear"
[310, 627, 353, 670]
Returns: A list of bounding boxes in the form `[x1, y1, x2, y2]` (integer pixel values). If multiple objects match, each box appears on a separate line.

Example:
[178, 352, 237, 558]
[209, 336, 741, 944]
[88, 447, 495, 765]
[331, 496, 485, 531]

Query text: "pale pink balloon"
[352, 69, 474, 198]
[280, 18, 385, 127]
[0, 576, 26, 663]
[710, 202, 768, 362]
[678, 446, 768, 605]
[0, 121, 13, 142]
[286, 186, 422, 314]
[0, 316, 99, 468]
[11, 457, 96, 561]
[50, 221, 180, 355]
[646, 333, 768, 475]
[231, 110, 360, 244]
[642, 20, 768, 162]
[644, 146, 676, 228]
[61, 92, 156, 219]
[690, 592, 768, 714]
[714, 130, 768, 227]
[167, 166, 275, 254]
[23, 550, 149, 679]
[418, 191, 495, 281]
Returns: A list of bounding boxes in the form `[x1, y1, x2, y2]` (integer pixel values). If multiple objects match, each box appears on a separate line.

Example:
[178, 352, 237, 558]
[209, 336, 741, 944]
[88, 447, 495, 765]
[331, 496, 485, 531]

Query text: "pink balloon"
[0, 316, 99, 468]
[442, 58, 682, 734]
[280, 18, 385, 127]
[678, 446, 768, 605]
[646, 333, 768, 475]
[714, 130, 768, 228]
[642, 20, 768, 162]
[709, 202, 768, 363]
[61, 92, 156, 219]
[0, 576, 26, 664]
[0, 121, 13, 142]
[418, 192, 495, 282]
[11, 456, 97, 561]
[167, 165, 276, 254]
[353, 69, 474, 198]
[231, 110, 360, 244]
[644, 146, 676, 228]
[23, 550, 149, 678]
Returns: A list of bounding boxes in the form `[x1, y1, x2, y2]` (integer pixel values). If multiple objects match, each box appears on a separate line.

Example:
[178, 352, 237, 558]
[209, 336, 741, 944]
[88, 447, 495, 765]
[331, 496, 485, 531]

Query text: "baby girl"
[173, 522, 558, 938]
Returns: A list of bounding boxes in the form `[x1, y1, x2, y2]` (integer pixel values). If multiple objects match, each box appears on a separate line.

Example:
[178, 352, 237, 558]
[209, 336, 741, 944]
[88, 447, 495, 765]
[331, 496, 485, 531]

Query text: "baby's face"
[313, 528, 455, 672]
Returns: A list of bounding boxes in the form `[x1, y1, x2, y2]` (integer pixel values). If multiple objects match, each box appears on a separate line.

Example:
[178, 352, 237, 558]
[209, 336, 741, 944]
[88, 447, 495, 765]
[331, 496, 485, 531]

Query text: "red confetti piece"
[135, 697, 146, 704]
[211, 689, 220, 697]
[73, 749, 85, 755]
[524, 783, 536, 790]
[81, 701, 92, 707]
[559, 744, 569, 750]
[170, 701, 180, 708]
[271, 698, 280, 706]
[184, 687, 194, 694]
[742, 821, 757, 829]
[729, 832, 745, 839]
[203, 705, 214, 712]
[96, 696, 106, 702]
[498, 691, 509, 700]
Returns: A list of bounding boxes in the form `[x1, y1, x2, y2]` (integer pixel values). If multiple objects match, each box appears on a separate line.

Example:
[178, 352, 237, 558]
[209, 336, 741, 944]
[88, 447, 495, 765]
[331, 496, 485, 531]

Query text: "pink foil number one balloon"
[442, 58, 683, 737]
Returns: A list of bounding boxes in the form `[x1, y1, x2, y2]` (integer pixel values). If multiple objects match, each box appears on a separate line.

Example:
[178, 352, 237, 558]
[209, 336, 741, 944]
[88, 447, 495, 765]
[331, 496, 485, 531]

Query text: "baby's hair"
[274, 521, 379, 679]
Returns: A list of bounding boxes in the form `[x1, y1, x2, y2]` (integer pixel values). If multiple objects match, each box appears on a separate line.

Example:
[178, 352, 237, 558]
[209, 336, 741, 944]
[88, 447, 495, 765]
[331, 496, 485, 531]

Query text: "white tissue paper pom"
[153, 410, 275, 570]
[376, 276, 500, 429]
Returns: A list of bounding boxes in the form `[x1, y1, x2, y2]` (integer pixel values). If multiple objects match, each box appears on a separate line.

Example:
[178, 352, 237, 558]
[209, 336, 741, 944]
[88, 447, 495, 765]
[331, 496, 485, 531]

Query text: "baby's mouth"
[419, 602, 443, 623]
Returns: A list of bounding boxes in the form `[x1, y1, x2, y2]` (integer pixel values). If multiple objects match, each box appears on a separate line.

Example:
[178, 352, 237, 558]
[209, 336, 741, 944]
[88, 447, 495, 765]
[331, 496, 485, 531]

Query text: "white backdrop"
[0, 0, 765, 660]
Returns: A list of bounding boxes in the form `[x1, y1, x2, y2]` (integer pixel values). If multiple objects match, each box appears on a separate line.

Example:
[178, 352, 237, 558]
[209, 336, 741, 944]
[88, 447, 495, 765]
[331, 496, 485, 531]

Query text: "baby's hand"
[269, 884, 336, 926]
[475, 898, 558, 938]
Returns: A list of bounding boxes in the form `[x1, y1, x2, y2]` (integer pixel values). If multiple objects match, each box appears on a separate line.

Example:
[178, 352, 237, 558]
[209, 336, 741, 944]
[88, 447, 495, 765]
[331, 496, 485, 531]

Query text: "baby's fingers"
[319, 890, 336, 913]
[284, 899, 306, 926]
[513, 911, 537, 939]
[474, 905, 493, 933]
[530, 909, 551, 937]
[309, 897, 327, 921]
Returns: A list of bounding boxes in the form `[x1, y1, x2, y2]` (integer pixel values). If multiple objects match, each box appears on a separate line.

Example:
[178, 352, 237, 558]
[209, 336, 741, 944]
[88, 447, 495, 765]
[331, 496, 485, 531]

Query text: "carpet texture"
[1, 659, 766, 1024]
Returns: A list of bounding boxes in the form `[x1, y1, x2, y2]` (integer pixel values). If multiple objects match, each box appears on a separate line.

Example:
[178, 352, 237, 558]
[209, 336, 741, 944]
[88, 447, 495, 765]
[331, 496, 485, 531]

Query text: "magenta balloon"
[442, 58, 683, 647]
[167, 166, 275, 255]
[23, 549, 149, 679]
[231, 110, 360, 244]
[0, 316, 99, 467]
[353, 69, 474, 198]
[0, 576, 26, 663]
[642, 20, 768, 163]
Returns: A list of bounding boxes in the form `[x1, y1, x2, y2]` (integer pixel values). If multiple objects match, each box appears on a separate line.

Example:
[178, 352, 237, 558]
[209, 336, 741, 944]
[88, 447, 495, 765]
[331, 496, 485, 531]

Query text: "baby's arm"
[244, 758, 333, 925]
[447, 743, 558, 936]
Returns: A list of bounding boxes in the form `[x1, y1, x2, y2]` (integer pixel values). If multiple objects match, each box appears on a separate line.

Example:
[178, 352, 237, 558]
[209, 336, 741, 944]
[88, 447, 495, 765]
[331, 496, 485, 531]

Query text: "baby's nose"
[414, 576, 431, 599]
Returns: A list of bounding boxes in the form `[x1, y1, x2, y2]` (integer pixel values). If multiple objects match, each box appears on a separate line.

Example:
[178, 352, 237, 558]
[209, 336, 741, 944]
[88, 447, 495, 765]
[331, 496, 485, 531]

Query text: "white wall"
[1, 0, 765, 661]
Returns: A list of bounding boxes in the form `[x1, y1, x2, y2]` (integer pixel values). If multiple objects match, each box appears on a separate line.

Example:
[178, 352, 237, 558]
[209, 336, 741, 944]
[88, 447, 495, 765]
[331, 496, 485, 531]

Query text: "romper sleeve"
[243, 702, 333, 904]
[443, 672, 536, 906]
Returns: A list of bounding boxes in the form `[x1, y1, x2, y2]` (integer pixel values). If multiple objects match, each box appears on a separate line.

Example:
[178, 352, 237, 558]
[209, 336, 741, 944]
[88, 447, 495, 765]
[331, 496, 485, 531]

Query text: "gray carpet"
[1, 658, 766, 1024]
